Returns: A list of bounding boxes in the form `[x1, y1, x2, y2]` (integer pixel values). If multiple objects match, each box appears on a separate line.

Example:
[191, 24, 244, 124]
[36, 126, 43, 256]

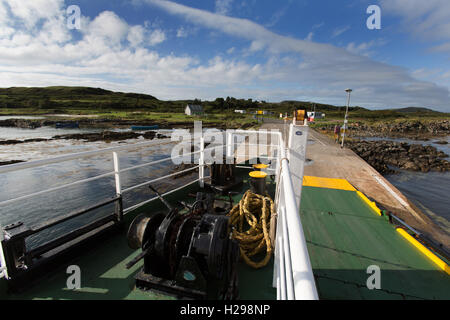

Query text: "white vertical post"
[0, 226, 8, 279]
[113, 152, 121, 195]
[199, 136, 205, 188]
[226, 131, 233, 160]
[288, 123, 308, 210]
[341, 89, 352, 148]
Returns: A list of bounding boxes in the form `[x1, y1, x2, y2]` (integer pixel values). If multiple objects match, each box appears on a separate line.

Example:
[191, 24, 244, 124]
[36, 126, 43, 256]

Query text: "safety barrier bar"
[0, 127, 318, 299]
[0, 227, 7, 279]
[227, 128, 318, 300]
[274, 133, 318, 300]
[0, 145, 205, 209]
[0, 138, 174, 175]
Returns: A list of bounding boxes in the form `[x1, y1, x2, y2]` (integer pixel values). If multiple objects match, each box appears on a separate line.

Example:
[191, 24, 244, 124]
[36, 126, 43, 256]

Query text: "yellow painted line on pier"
[302, 176, 381, 216]
[302, 176, 356, 191]
[396, 228, 450, 275]
[356, 191, 382, 216]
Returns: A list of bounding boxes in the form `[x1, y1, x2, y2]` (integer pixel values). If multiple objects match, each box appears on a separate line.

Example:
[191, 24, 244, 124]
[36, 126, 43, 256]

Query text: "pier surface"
[261, 123, 449, 247]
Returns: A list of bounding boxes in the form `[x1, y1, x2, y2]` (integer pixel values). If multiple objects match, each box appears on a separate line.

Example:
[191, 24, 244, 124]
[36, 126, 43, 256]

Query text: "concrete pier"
[261, 123, 449, 247]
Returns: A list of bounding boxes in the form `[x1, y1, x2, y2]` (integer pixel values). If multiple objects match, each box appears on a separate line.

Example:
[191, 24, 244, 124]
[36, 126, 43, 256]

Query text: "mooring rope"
[227, 190, 274, 269]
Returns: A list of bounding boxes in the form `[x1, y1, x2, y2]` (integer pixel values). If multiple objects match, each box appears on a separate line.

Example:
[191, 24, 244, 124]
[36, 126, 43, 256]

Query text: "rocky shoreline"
[0, 160, 25, 166]
[0, 118, 253, 131]
[319, 119, 449, 140]
[0, 130, 170, 145]
[347, 140, 450, 174]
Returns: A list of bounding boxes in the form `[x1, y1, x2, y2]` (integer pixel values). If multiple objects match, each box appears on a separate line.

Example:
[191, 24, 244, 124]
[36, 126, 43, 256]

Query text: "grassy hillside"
[0, 86, 448, 123]
[0, 86, 175, 111]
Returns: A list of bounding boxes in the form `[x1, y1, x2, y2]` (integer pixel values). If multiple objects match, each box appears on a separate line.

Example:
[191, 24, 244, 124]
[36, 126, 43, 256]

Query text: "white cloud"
[332, 25, 350, 38]
[176, 26, 188, 38]
[0, 0, 449, 112]
[142, 0, 449, 110]
[381, 0, 450, 53]
[128, 25, 145, 47]
[227, 47, 235, 54]
[85, 11, 129, 45]
[175, 26, 198, 38]
[305, 32, 314, 42]
[381, 0, 450, 40]
[5, 0, 65, 29]
[149, 29, 166, 45]
[312, 22, 324, 30]
[346, 39, 387, 57]
[215, 0, 233, 16]
[266, 4, 290, 28]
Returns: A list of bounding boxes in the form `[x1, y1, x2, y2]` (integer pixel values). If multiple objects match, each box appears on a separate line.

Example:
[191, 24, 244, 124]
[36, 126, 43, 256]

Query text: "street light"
[341, 89, 352, 148]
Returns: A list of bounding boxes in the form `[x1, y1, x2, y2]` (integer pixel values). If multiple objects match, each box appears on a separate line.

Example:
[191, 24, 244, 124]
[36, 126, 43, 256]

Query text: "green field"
[0, 86, 448, 127]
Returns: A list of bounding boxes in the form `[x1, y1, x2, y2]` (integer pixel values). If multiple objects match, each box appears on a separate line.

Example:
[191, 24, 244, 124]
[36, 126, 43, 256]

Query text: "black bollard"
[249, 171, 267, 195]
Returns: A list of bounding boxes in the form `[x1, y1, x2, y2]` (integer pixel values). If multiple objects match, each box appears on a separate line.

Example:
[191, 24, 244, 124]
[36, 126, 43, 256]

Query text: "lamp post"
[341, 89, 352, 148]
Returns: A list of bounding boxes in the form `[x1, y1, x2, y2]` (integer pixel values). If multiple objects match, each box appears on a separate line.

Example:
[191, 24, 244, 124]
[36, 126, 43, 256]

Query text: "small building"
[185, 104, 204, 116]
[234, 110, 246, 114]
[307, 112, 325, 119]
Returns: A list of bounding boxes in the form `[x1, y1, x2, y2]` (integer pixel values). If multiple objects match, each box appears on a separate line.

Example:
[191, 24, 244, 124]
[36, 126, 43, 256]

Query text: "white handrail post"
[0, 226, 9, 279]
[281, 206, 295, 300]
[199, 136, 205, 188]
[226, 131, 233, 161]
[113, 152, 121, 196]
[281, 160, 318, 300]
[277, 215, 287, 300]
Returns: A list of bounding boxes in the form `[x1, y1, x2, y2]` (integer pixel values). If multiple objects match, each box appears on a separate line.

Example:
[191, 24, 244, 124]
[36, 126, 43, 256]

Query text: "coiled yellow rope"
[227, 190, 274, 269]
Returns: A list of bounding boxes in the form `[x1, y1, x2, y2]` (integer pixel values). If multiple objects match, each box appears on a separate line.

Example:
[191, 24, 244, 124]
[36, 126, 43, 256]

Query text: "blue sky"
[0, 0, 449, 111]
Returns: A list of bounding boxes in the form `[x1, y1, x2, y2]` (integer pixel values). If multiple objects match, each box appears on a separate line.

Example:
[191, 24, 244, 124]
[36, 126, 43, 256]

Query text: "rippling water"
[1, 123, 448, 248]
[0, 123, 181, 248]
[361, 136, 450, 233]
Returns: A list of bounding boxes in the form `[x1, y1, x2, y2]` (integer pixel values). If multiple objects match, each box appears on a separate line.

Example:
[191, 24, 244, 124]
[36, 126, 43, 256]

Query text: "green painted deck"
[1, 172, 449, 300]
[300, 186, 450, 300]
[1, 168, 276, 300]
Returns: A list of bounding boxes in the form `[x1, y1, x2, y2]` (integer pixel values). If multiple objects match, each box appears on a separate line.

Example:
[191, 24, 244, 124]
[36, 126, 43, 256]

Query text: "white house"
[307, 112, 325, 120]
[185, 104, 204, 116]
[234, 110, 246, 114]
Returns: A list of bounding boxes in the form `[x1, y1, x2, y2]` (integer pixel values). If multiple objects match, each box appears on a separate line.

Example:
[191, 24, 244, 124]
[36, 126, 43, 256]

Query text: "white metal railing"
[228, 128, 318, 300]
[273, 132, 318, 300]
[0, 127, 318, 299]
[0, 226, 7, 279]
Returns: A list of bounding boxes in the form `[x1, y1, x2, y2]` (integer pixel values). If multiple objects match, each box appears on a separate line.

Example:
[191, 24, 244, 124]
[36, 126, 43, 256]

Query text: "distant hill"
[0, 86, 158, 100]
[0, 86, 447, 119]
[394, 107, 441, 113]
[277, 100, 368, 112]
[0, 86, 165, 110]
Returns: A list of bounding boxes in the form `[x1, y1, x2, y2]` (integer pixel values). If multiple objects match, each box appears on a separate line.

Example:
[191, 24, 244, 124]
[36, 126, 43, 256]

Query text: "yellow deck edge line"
[396, 228, 450, 275]
[356, 191, 382, 216]
[303, 176, 356, 191]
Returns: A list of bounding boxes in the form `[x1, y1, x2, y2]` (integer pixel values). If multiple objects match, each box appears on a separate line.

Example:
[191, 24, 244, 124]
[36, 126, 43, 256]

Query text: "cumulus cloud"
[4, 0, 65, 29]
[128, 25, 146, 47]
[86, 11, 129, 45]
[0, 0, 449, 111]
[149, 29, 166, 45]
[143, 0, 449, 110]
